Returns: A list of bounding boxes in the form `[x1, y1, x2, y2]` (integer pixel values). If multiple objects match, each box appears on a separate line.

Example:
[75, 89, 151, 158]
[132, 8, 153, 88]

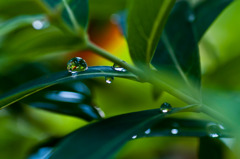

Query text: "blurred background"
[0, 0, 240, 158]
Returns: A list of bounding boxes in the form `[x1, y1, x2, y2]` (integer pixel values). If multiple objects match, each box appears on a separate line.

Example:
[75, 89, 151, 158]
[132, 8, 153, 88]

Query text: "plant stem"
[87, 41, 198, 105]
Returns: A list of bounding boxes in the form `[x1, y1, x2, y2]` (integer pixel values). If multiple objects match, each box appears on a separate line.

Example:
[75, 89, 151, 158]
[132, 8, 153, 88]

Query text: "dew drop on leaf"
[144, 128, 151, 135]
[207, 123, 221, 138]
[105, 76, 114, 84]
[112, 62, 127, 72]
[171, 128, 178, 135]
[160, 102, 172, 113]
[132, 135, 137, 139]
[67, 57, 88, 74]
[32, 20, 48, 30]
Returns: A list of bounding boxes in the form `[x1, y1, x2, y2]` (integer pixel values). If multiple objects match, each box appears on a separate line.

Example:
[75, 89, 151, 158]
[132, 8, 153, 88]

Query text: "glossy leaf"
[151, 1, 201, 90]
[0, 15, 45, 36]
[62, 0, 89, 34]
[193, 0, 233, 41]
[23, 82, 103, 121]
[0, 66, 136, 109]
[49, 107, 195, 159]
[127, 0, 175, 66]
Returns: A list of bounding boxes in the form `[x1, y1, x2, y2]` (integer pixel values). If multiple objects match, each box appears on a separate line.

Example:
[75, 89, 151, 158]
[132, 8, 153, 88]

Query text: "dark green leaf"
[0, 66, 136, 109]
[151, 1, 201, 91]
[198, 137, 230, 159]
[193, 0, 233, 41]
[127, 0, 175, 66]
[23, 82, 103, 121]
[49, 107, 193, 159]
[62, 0, 89, 34]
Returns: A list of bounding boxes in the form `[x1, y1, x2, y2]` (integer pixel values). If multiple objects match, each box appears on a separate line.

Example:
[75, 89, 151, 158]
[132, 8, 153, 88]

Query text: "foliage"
[0, 0, 238, 158]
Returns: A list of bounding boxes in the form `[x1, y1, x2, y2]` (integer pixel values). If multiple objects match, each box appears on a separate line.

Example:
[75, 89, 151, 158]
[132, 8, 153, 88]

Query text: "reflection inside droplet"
[112, 62, 127, 72]
[67, 57, 88, 73]
[94, 106, 105, 118]
[207, 123, 221, 138]
[144, 128, 151, 135]
[171, 129, 178, 135]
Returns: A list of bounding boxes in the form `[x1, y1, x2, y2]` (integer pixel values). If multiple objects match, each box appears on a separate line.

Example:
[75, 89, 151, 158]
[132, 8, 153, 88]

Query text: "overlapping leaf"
[48, 107, 230, 159]
[151, 1, 201, 91]
[0, 66, 136, 109]
[127, 0, 175, 66]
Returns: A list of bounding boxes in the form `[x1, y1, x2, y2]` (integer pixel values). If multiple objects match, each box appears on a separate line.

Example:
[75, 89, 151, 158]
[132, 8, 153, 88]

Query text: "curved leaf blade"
[49, 106, 230, 159]
[151, 1, 201, 90]
[49, 107, 189, 159]
[23, 82, 103, 121]
[0, 66, 136, 109]
[127, 0, 175, 66]
[0, 15, 45, 36]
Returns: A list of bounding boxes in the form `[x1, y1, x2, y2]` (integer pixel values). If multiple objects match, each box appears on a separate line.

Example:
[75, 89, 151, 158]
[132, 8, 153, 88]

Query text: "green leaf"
[151, 1, 201, 91]
[49, 107, 195, 159]
[127, 0, 175, 66]
[41, 0, 62, 9]
[198, 137, 231, 159]
[193, 0, 233, 41]
[23, 82, 103, 121]
[0, 15, 45, 36]
[0, 66, 136, 109]
[61, 0, 89, 35]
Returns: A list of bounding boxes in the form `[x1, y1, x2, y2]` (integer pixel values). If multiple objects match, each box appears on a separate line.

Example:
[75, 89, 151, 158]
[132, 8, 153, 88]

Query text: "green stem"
[87, 41, 198, 105]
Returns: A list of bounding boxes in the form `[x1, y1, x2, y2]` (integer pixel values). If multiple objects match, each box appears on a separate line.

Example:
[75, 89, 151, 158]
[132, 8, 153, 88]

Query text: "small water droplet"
[32, 20, 48, 30]
[207, 123, 221, 138]
[67, 57, 88, 74]
[132, 135, 137, 139]
[160, 102, 172, 113]
[188, 14, 195, 22]
[144, 128, 151, 135]
[112, 62, 127, 72]
[105, 76, 114, 84]
[171, 128, 178, 135]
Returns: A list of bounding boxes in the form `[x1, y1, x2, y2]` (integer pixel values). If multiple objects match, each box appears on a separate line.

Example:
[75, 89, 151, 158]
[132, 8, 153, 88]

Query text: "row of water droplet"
[67, 57, 126, 84]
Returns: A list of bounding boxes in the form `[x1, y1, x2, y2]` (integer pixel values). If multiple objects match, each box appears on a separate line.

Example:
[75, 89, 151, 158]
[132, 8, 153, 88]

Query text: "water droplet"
[67, 57, 88, 74]
[160, 102, 172, 113]
[112, 62, 127, 72]
[207, 123, 221, 138]
[171, 128, 178, 135]
[105, 76, 114, 84]
[188, 14, 195, 22]
[132, 135, 137, 139]
[144, 128, 151, 135]
[32, 20, 48, 30]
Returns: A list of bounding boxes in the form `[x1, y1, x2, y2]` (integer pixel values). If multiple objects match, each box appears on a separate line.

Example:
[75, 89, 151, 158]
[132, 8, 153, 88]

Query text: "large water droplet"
[207, 123, 221, 138]
[32, 20, 48, 30]
[105, 76, 114, 84]
[160, 102, 172, 113]
[171, 128, 178, 135]
[112, 62, 127, 72]
[67, 57, 88, 74]
[132, 135, 137, 139]
[144, 128, 151, 135]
